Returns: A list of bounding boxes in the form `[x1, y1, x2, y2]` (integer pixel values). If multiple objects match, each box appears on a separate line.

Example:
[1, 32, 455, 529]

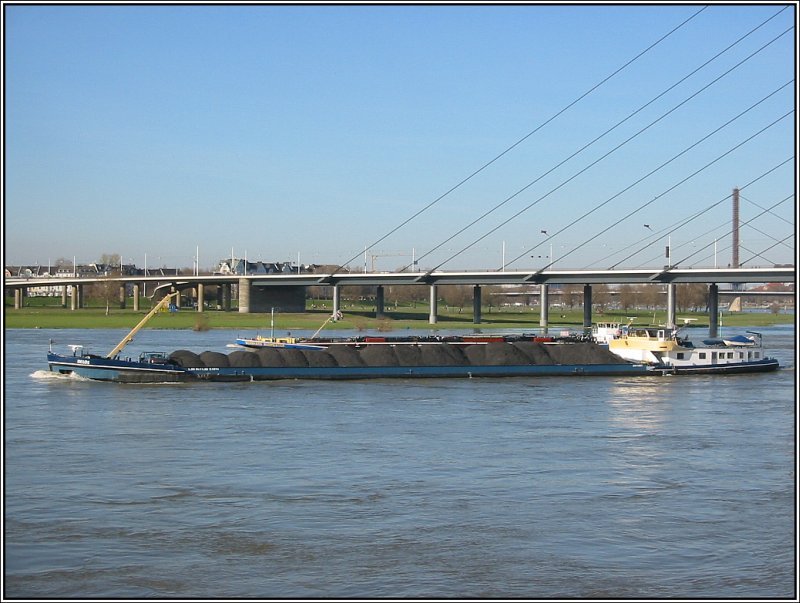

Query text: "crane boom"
[106, 291, 179, 358]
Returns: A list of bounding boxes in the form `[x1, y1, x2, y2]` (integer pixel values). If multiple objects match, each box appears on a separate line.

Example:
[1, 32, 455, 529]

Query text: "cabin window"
[728, 352, 734, 359]
[699, 353, 706, 359]
[739, 352, 744, 359]
[676, 353, 684, 360]
[754, 352, 760, 359]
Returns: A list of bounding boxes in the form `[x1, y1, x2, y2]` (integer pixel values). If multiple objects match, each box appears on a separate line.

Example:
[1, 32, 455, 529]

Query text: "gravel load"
[393, 344, 424, 366]
[281, 348, 309, 368]
[358, 345, 400, 366]
[302, 349, 338, 368]
[327, 345, 366, 367]
[419, 343, 468, 366]
[462, 344, 487, 365]
[168, 341, 628, 368]
[199, 351, 230, 368]
[254, 347, 286, 367]
[544, 342, 629, 365]
[511, 342, 555, 364]
[481, 342, 532, 366]
[227, 350, 261, 368]
[168, 350, 203, 368]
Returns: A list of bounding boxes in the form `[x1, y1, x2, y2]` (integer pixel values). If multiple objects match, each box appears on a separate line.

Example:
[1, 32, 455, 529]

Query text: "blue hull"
[187, 363, 651, 381]
[48, 353, 189, 383]
[47, 353, 650, 383]
[653, 358, 780, 375]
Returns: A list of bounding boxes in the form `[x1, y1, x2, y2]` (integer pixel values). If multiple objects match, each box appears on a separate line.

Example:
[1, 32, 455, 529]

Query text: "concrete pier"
[332, 285, 341, 318]
[376, 285, 385, 319]
[197, 283, 204, 312]
[666, 283, 676, 330]
[119, 285, 126, 309]
[708, 284, 719, 338]
[133, 284, 140, 311]
[429, 285, 438, 324]
[539, 284, 549, 332]
[473, 285, 482, 324]
[238, 278, 250, 313]
[583, 284, 592, 333]
[223, 284, 232, 311]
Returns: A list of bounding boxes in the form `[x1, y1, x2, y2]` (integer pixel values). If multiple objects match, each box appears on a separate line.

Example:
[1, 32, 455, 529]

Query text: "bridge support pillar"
[132, 284, 140, 311]
[119, 285, 127, 309]
[375, 286, 385, 319]
[77, 284, 84, 308]
[583, 284, 592, 333]
[223, 284, 232, 311]
[539, 284, 549, 333]
[473, 285, 482, 324]
[666, 283, 676, 330]
[429, 285, 438, 324]
[70, 285, 77, 310]
[708, 284, 719, 338]
[14, 288, 22, 309]
[197, 283, 204, 312]
[238, 278, 250, 313]
[61, 286, 68, 308]
[332, 285, 341, 318]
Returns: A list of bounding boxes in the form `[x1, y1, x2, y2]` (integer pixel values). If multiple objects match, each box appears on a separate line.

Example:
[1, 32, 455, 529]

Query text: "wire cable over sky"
[526, 113, 794, 273]
[321, 5, 708, 276]
[739, 234, 795, 267]
[402, 7, 789, 274]
[668, 194, 793, 268]
[610, 158, 793, 268]
[421, 26, 792, 274]
[740, 193, 795, 226]
[508, 92, 794, 271]
[582, 190, 794, 271]
[636, 192, 793, 268]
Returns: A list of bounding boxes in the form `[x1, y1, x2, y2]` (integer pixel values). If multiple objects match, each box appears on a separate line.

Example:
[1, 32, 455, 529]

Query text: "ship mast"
[106, 291, 178, 358]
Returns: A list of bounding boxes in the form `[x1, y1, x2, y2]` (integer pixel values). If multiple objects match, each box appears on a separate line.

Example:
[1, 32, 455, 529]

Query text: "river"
[3, 324, 796, 598]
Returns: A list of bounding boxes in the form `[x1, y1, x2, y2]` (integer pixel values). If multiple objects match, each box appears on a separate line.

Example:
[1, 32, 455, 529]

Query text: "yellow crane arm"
[107, 292, 179, 358]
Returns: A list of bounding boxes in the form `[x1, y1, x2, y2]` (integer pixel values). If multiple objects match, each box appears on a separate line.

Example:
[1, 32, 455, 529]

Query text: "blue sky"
[4, 2, 796, 272]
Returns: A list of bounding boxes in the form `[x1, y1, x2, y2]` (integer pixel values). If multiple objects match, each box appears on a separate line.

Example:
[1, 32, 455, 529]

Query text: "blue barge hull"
[47, 352, 651, 383]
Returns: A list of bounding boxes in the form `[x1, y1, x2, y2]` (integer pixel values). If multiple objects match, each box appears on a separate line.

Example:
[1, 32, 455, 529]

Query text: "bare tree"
[99, 253, 121, 269]
[617, 284, 638, 312]
[678, 283, 708, 312]
[561, 284, 581, 309]
[592, 284, 611, 311]
[441, 285, 471, 310]
[639, 284, 663, 310]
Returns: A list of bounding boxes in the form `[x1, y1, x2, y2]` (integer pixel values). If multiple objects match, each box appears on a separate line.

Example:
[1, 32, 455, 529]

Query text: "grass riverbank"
[4, 299, 793, 331]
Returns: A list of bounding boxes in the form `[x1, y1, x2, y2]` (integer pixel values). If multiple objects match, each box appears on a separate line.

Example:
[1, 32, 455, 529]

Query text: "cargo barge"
[48, 340, 650, 383]
[44, 294, 778, 384]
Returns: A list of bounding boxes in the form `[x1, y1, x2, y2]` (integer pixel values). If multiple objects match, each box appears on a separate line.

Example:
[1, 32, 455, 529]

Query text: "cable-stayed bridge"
[5, 265, 794, 338]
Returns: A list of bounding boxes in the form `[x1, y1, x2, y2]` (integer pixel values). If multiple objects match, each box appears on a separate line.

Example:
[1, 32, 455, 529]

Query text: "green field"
[4, 296, 792, 331]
